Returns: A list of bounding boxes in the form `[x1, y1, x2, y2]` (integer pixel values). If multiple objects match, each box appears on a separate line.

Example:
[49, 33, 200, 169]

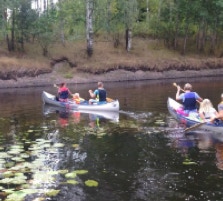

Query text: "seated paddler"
[56, 83, 73, 102]
[88, 81, 107, 104]
[210, 93, 223, 124]
[176, 83, 203, 116]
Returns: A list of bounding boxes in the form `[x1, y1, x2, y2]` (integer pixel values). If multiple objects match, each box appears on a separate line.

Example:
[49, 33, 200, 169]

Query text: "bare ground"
[1, 67, 223, 89]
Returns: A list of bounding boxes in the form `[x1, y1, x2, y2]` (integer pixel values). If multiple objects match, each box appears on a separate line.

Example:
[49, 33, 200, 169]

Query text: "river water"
[0, 78, 223, 201]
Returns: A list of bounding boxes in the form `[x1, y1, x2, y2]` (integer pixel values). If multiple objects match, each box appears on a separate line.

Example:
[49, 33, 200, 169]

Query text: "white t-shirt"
[199, 107, 217, 119]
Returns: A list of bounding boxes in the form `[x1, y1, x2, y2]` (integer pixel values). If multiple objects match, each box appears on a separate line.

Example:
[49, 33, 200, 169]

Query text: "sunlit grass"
[0, 56, 48, 71]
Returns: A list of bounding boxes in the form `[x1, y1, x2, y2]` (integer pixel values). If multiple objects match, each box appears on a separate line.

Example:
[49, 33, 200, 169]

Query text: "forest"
[1, 0, 223, 60]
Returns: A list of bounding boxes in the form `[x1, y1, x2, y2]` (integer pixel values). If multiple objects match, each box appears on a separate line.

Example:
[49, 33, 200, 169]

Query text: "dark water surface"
[0, 78, 223, 201]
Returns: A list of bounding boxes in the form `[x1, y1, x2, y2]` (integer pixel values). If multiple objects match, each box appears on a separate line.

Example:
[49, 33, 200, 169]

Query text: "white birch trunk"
[86, 0, 93, 56]
[126, 28, 132, 52]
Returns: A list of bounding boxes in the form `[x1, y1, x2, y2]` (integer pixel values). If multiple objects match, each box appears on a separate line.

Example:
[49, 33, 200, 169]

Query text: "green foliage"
[56, 0, 85, 40]
[0, 0, 223, 55]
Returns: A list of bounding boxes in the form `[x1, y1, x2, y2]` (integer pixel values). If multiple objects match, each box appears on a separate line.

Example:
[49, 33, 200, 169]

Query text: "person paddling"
[88, 81, 107, 104]
[176, 83, 203, 115]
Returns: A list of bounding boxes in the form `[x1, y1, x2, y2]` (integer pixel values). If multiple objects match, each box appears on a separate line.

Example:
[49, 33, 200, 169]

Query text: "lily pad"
[20, 153, 30, 159]
[5, 162, 15, 168]
[2, 188, 15, 194]
[0, 178, 13, 184]
[67, 180, 79, 185]
[5, 189, 38, 201]
[183, 161, 197, 165]
[10, 145, 24, 150]
[65, 172, 77, 179]
[0, 152, 11, 158]
[3, 171, 14, 178]
[74, 170, 88, 175]
[8, 150, 23, 155]
[85, 180, 99, 187]
[0, 159, 6, 164]
[58, 169, 69, 174]
[45, 189, 60, 197]
[11, 157, 25, 162]
[72, 144, 79, 148]
[53, 143, 64, 148]
[183, 159, 197, 165]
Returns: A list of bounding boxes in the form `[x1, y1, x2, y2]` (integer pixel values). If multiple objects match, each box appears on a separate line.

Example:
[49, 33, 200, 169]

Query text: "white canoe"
[167, 97, 223, 133]
[42, 91, 120, 112]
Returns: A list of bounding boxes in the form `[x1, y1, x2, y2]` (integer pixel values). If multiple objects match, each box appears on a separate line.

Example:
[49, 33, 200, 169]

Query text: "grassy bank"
[0, 37, 222, 80]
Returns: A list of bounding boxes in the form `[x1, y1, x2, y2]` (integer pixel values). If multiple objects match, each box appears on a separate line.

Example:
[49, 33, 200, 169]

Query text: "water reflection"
[43, 105, 119, 127]
[165, 124, 223, 171]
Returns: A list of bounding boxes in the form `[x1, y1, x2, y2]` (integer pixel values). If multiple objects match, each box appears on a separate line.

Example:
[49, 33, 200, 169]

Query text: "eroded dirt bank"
[0, 68, 223, 89]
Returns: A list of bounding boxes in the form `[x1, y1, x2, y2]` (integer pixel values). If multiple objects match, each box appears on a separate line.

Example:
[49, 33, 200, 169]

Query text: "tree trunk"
[10, 9, 15, 51]
[6, 34, 12, 51]
[60, 19, 65, 46]
[174, 14, 179, 50]
[86, 0, 94, 57]
[125, 28, 132, 52]
[182, 23, 189, 55]
[197, 19, 206, 52]
[209, 20, 217, 55]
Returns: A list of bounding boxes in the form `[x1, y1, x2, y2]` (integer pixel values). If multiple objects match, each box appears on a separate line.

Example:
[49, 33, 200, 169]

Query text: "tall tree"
[86, 0, 94, 56]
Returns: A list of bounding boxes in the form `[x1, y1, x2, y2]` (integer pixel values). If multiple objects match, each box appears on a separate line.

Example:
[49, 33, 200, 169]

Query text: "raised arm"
[89, 90, 96, 98]
[176, 85, 181, 100]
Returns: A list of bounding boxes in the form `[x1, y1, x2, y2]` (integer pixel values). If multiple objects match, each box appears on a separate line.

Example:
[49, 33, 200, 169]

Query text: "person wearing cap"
[176, 83, 203, 115]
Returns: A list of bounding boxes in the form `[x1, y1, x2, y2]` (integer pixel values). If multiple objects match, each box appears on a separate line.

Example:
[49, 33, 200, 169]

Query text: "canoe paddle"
[173, 82, 201, 104]
[173, 82, 185, 92]
[184, 122, 206, 132]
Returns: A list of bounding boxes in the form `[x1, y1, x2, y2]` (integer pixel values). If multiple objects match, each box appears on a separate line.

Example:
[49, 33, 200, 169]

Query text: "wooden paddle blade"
[173, 83, 178, 87]
[184, 122, 206, 132]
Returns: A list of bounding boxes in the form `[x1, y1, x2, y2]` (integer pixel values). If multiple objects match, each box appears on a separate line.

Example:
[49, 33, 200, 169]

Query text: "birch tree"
[86, 0, 94, 56]
[122, 0, 138, 52]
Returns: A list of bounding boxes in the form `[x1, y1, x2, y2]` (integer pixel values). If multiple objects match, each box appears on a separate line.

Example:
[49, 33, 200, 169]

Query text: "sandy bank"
[0, 68, 223, 89]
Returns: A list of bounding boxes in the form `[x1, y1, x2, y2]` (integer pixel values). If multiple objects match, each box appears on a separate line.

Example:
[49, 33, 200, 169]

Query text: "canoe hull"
[167, 97, 223, 133]
[43, 104, 119, 122]
[42, 91, 120, 112]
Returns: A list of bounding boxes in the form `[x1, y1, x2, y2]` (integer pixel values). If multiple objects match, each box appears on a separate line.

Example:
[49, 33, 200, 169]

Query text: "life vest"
[183, 92, 197, 110]
[58, 87, 69, 100]
[98, 89, 106, 102]
[73, 97, 80, 104]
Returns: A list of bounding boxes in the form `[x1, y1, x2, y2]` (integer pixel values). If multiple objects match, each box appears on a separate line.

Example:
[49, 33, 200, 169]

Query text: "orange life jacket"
[73, 98, 80, 104]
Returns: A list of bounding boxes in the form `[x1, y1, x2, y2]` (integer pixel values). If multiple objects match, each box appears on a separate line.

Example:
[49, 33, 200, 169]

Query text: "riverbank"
[1, 38, 223, 88]
[1, 67, 223, 89]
